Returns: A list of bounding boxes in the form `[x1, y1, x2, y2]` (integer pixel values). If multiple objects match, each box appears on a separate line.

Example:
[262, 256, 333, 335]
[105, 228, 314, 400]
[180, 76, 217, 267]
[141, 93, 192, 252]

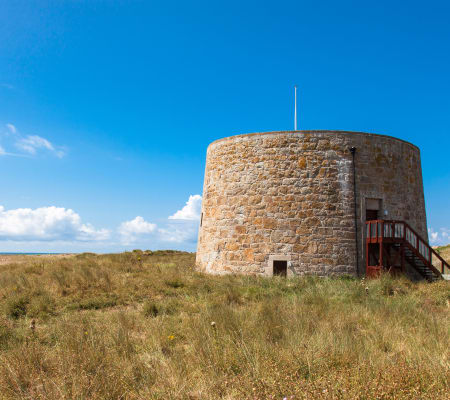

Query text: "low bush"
[5, 295, 29, 319]
[142, 300, 159, 317]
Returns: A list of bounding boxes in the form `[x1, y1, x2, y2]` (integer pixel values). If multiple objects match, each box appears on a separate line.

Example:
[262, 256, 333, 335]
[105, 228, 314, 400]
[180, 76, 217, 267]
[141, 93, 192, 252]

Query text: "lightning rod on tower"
[294, 85, 298, 131]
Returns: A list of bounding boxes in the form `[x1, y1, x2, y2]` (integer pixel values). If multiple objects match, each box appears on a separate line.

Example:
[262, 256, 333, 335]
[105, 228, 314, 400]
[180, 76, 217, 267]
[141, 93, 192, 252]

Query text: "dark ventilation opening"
[200, 213, 203, 227]
[273, 260, 287, 277]
[366, 210, 378, 221]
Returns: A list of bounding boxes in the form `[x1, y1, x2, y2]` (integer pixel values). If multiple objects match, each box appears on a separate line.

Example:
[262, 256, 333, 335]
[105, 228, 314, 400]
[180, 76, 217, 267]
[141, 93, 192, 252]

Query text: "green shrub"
[68, 296, 117, 311]
[75, 252, 97, 258]
[142, 300, 159, 317]
[6, 295, 29, 319]
[165, 278, 185, 289]
[28, 292, 56, 319]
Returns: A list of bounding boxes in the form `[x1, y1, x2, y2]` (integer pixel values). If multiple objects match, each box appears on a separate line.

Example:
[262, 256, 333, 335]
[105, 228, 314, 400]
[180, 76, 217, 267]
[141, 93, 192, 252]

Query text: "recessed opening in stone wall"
[366, 210, 378, 221]
[367, 243, 380, 266]
[366, 198, 381, 221]
[273, 260, 287, 277]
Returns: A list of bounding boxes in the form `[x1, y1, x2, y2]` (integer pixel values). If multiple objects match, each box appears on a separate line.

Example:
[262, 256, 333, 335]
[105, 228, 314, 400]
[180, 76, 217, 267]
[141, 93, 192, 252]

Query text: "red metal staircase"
[365, 220, 450, 281]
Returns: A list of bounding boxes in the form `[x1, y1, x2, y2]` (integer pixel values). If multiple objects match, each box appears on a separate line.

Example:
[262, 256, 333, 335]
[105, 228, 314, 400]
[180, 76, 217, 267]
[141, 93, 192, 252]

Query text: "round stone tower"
[196, 131, 427, 276]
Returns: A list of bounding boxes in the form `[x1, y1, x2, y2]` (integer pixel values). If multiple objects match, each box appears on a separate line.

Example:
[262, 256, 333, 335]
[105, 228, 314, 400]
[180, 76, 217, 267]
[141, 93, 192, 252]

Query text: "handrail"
[365, 219, 449, 276]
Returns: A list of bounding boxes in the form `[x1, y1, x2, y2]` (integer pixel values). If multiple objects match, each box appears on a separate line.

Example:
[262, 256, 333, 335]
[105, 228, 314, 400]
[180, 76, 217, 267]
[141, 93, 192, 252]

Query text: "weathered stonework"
[196, 131, 427, 276]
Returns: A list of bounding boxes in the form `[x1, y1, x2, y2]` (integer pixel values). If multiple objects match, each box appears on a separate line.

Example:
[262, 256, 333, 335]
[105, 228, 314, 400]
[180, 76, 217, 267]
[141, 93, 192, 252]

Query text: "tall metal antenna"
[294, 85, 298, 131]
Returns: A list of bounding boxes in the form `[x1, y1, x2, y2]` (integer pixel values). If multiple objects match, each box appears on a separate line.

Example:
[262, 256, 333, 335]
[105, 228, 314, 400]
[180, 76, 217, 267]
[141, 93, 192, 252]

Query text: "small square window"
[273, 260, 287, 277]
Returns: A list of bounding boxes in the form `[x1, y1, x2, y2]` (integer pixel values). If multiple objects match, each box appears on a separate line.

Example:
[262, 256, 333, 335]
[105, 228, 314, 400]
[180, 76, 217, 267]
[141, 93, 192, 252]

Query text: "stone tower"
[196, 131, 427, 277]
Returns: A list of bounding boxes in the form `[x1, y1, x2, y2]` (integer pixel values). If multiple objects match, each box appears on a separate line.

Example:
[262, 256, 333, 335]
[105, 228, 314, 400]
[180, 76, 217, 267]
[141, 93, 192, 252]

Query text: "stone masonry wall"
[196, 131, 427, 276]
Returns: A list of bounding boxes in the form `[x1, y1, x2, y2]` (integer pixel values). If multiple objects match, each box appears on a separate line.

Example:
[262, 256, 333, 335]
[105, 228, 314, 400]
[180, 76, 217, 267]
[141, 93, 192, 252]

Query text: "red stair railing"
[365, 220, 449, 279]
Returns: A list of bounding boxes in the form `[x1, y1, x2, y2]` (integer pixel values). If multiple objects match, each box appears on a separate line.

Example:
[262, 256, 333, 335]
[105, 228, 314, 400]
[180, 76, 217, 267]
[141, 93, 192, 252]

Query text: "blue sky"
[0, 0, 449, 252]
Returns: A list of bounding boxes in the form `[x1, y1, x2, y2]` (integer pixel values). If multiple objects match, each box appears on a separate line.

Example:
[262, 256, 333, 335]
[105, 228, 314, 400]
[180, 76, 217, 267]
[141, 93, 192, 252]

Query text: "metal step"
[404, 254, 439, 281]
[365, 220, 448, 281]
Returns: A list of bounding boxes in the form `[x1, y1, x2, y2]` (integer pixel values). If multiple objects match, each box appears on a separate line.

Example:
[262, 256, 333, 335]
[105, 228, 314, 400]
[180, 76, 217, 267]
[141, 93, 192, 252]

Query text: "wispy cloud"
[1, 124, 66, 158]
[428, 227, 450, 246]
[6, 123, 17, 134]
[15, 135, 66, 158]
[0, 205, 109, 242]
[158, 222, 199, 243]
[0, 141, 28, 158]
[169, 194, 202, 220]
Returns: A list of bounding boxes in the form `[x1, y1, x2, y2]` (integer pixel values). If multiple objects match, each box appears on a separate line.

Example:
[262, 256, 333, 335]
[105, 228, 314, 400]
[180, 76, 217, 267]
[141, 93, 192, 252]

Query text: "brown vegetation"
[0, 250, 448, 399]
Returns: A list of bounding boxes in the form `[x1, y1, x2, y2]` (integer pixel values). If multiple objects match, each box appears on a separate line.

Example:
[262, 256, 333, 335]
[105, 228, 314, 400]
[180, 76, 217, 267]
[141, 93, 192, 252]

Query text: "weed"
[68, 296, 117, 311]
[28, 291, 56, 319]
[5, 295, 29, 319]
[142, 300, 159, 317]
[165, 278, 185, 289]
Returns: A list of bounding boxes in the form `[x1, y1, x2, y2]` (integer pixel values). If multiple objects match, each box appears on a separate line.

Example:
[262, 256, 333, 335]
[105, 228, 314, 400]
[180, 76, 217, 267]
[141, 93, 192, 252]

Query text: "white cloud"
[0, 145, 5, 156]
[16, 135, 66, 158]
[117, 195, 202, 246]
[0, 205, 109, 242]
[118, 216, 157, 244]
[1, 124, 66, 158]
[158, 221, 199, 243]
[169, 194, 202, 220]
[16, 135, 54, 154]
[0, 193, 203, 250]
[429, 227, 450, 246]
[6, 123, 16, 134]
[429, 230, 439, 243]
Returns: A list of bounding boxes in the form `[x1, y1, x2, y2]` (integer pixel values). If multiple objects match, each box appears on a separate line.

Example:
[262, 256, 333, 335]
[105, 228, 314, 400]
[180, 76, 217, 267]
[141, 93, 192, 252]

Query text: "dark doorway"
[366, 198, 381, 221]
[366, 209, 378, 221]
[273, 260, 287, 277]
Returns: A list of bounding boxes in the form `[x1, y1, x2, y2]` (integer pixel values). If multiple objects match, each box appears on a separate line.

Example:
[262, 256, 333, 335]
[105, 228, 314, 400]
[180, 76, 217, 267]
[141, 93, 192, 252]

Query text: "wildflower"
[168, 335, 175, 341]
[210, 321, 216, 328]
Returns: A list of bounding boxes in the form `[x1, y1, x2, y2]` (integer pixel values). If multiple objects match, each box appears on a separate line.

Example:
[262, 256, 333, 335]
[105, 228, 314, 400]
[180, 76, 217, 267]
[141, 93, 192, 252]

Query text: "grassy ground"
[436, 244, 450, 262]
[0, 250, 448, 399]
[432, 244, 450, 274]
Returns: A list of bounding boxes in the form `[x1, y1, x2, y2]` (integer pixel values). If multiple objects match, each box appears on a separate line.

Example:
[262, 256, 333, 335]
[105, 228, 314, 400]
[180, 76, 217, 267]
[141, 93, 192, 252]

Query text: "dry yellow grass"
[0, 250, 449, 399]
[432, 244, 450, 274]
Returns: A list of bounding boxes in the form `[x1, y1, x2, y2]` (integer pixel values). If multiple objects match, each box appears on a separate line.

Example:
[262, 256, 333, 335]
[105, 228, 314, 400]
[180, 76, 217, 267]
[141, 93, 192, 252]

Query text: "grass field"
[0, 250, 449, 399]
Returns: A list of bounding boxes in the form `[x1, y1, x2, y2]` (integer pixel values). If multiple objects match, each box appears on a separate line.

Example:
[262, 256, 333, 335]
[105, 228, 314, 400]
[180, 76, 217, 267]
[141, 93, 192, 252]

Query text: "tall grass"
[0, 251, 448, 399]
